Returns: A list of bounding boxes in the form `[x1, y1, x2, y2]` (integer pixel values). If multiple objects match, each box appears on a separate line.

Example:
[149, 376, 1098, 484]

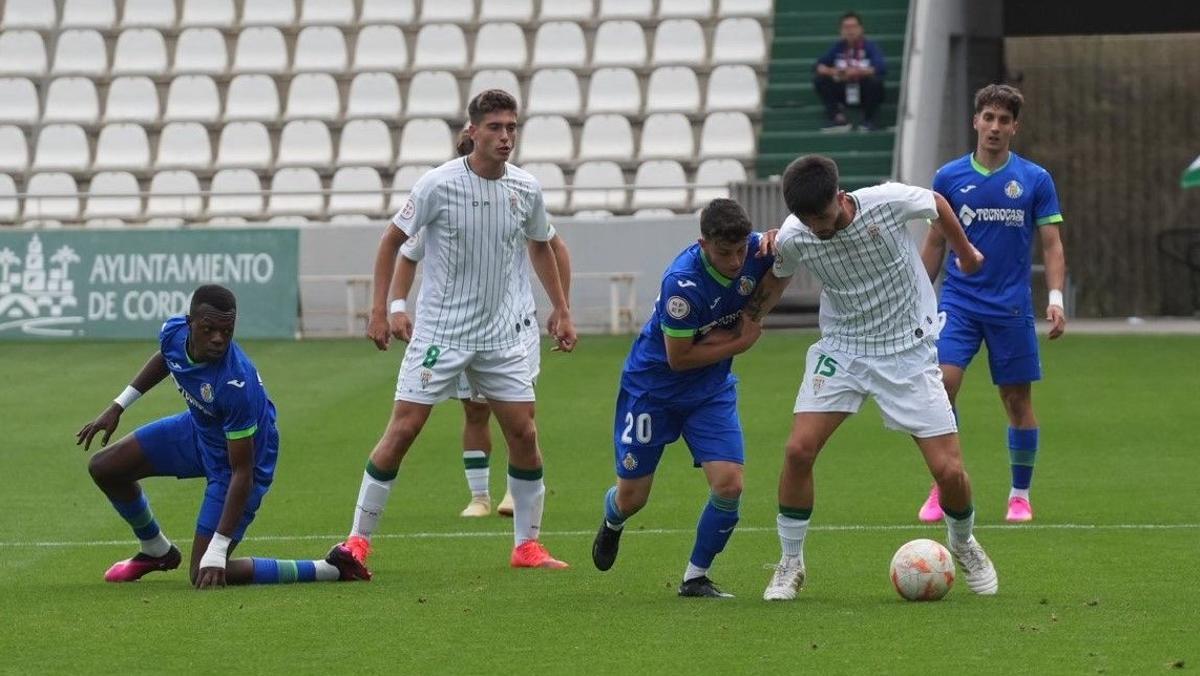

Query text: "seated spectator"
[813, 11, 886, 131]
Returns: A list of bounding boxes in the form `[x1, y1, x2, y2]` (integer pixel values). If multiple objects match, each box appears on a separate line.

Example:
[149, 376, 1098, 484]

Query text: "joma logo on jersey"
[959, 204, 1024, 228]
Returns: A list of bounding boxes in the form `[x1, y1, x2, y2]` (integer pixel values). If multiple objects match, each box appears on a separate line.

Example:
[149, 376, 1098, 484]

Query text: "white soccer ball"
[889, 538, 955, 601]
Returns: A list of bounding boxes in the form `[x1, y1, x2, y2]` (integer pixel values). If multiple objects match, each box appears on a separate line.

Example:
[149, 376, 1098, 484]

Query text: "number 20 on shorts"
[621, 412, 652, 444]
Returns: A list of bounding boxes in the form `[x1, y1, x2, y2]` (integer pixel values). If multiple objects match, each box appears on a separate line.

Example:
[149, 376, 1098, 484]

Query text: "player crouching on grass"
[77, 284, 370, 588]
[591, 198, 777, 598]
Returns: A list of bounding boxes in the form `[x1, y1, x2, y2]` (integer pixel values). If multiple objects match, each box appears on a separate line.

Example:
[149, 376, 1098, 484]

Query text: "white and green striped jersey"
[391, 158, 552, 351]
[773, 182, 940, 357]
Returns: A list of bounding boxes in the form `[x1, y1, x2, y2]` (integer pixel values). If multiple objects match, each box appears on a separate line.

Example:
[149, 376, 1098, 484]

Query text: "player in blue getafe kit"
[917, 84, 1067, 523]
[76, 284, 369, 587]
[591, 199, 775, 598]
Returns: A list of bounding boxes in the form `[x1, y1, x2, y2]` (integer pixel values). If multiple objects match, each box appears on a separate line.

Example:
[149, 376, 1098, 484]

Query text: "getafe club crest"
[736, 275, 755, 296]
[1004, 180, 1023, 199]
[622, 453, 638, 471]
[200, 382, 214, 403]
[666, 295, 690, 319]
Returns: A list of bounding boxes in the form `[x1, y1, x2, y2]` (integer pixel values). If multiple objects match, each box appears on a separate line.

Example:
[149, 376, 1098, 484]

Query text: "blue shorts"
[612, 383, 744, 479]
[937, 307, 1041, 386]
[134, 412, 272, 541]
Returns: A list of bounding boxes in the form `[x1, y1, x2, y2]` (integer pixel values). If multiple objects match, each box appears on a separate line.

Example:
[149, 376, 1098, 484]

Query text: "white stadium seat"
[397, 119, 452, 165]
[586, 68, 641, 115]
[84, 171, 142, 220]
[468, 70, 522, 109]
[51, 29, 108, 76]
[639, 113, 694, 160]
[0, 30, 47, 77]
[105, 77, 159, 124]
[24, 173, 80, 221]
[284, 73, 340, 121]
[241, 0, 296, 27]
[180, 0, 235, 28]
[276, 120, 333, 168]
[717, 0, 773, 17]
[413, 24, 468, 71]
[659, 0, 713, 19]
[532, 22, 587, 69]
[540, 0, 594, 21]
[207, 169, 263, 217]
[93, 124, 151, 171]
[480, 0, 534, 22]
[353, 25, 408, 73]
[43, 78, 100, 125]
[692, 158, 747, 207]
[345, 73, 402, 119]
[268, 168, 325, 217]
[173, 28, 228, 75]
[578, 114, 634, 162]
[632, 160, 688, 209]
[33, 124, 90, 171]
[406, 71, 462, 117]
[526, 69, 581, 117]
[207, 216, 249, 225]
[0, 78, 38, 124]
[223, 74, 280, 122]
[420, 0, 475, 23]
[699, 112, 755, 158]
[593, 21, 647, 68]
[165, 75, 222, 123]
[521, 162, 567, 213]
[337, 119, 393, 168]
[645, 66, 700, 113]
[293, 26, 348, 73]
[571, 210, 614, 219]
[570, 161, 627, 212]
[389, 165, 432, 211]
[112, 29, 168, 76]
[652, 19, 707, 66]
[299, 0, 356, 26]
[147, 171, 203, 219]
[0, 174, 18, 222]
[0, 125, 29, 173]
[121, 0, 176, 28]
[216, 122, 273, 170]
[360, 0, 415, 25]
[155, 122, 212, 169]
[61, 0, 116, 29]
[517, 116, 574, 164]
[598, 0, 652, 19]
[706, 65, 761, 112]
[473, 23, 528, 71]
[632, 208, 678, 218]
[233, 27, 289, 74]
[329, 167, 384, 215]
[712, 18, 766, 64]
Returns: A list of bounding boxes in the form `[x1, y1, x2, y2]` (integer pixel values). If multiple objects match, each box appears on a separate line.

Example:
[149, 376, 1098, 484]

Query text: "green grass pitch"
[1, 333, 1196, 673]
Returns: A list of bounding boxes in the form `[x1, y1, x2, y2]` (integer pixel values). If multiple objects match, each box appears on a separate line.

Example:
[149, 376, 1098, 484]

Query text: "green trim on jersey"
[1036, 214, 1064, 226]
[661, 324, 697, 338]
[970, 152, 1013, 177]
[700, 251, 733, 287]
[225, 425, 258, 440]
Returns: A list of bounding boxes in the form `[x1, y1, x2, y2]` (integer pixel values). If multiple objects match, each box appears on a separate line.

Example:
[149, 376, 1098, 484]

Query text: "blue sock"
[604, 486, 627, 529]
[688, 492, 740, 569]
[110, 494, 161, 541]
[250, 558, 337, 584]
[1008, 427, 1039, 490]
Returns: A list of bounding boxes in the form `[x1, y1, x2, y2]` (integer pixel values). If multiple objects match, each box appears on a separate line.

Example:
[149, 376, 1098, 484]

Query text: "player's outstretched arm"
[195, 436, 254, 590]
[1039, 224, 1067, 339]
[930, 193, 984, 274]
[387, 253, 418, 342]
[663, 313, 763, 371]
[76, 351, 170, 451]
[529, 239, 576, 352]
[920, 219, 948, 283]
[368, 225, 410, 351]
[743, 270, 792, 322]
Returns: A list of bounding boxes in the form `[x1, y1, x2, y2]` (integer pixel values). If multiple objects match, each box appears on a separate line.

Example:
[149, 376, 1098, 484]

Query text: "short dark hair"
[782, 155, 840, 217]
[455, 124, 473, 156]
[974, 84, 1024, 120]
[467, 89, 519, 125]
[191, 284, 236, 314]
[841, 11, 862, 26]
[699, 198, 753, 244]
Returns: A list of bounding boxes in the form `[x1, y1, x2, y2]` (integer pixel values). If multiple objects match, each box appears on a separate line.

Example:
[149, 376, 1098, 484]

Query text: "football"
[889, 539, 956, 601]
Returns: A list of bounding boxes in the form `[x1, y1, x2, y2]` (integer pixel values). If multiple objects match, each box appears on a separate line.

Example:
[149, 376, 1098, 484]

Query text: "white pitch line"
[1, 523, 1197, 548]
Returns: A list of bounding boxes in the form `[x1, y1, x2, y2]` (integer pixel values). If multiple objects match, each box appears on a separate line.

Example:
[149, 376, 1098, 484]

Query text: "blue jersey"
[621, 233, 774, 403]
[159, 315, 278, 482]
[933, 152, 1063, 318]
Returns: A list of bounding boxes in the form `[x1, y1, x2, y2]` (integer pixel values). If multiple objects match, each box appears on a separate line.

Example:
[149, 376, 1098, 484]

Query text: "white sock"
[1009, 487, 1030, 500]
[351, 470, 396, 539]
[313, 560, 340, 582]
[508, 473, 545, 546]
[776, 513, 808, 563]
[140, 531, 172, 558]
[463, 450, 489, 498]
[683, 562, 708, 582]
[945, 509, 975, 546]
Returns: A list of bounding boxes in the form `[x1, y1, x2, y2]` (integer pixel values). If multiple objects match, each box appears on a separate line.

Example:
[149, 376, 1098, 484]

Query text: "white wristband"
[1048, 289, 1064, 309]
[389, 299, 407, 314]
[199, 532, 231, 570]
[114, 385, 142, 411]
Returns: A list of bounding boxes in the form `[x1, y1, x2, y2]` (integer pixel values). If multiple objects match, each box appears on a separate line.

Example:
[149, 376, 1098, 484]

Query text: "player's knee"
[1000, 390, 1034, 421]
[87, 452, 116, 486]
[931, 457, 967, 488]
[783, 439, 820, 471]
[709, 473, 743, 500]
[461, 400, 490, 426]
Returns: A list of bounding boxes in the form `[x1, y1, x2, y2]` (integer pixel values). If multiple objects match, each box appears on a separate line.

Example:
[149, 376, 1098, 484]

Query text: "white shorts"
[453, 316, 541, 401]
[793, 340, 957, 438]
[396, 336, 535, 405]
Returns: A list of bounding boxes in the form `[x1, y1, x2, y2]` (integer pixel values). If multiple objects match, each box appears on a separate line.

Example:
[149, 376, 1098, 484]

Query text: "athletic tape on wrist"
[114, 385, 142, 411]
[389, 299, 407, 314]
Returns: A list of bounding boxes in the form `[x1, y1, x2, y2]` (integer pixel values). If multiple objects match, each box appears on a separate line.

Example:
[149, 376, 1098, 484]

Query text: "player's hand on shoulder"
[389, 311, 413, 343]
[194, 566, 226, 590]
[367, 312, 391, 351]
[1046, 304, 1066, 340]
[757, 229, 781, 258]
[956, 245, 985, 275]
[75, 404, 122, 452]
